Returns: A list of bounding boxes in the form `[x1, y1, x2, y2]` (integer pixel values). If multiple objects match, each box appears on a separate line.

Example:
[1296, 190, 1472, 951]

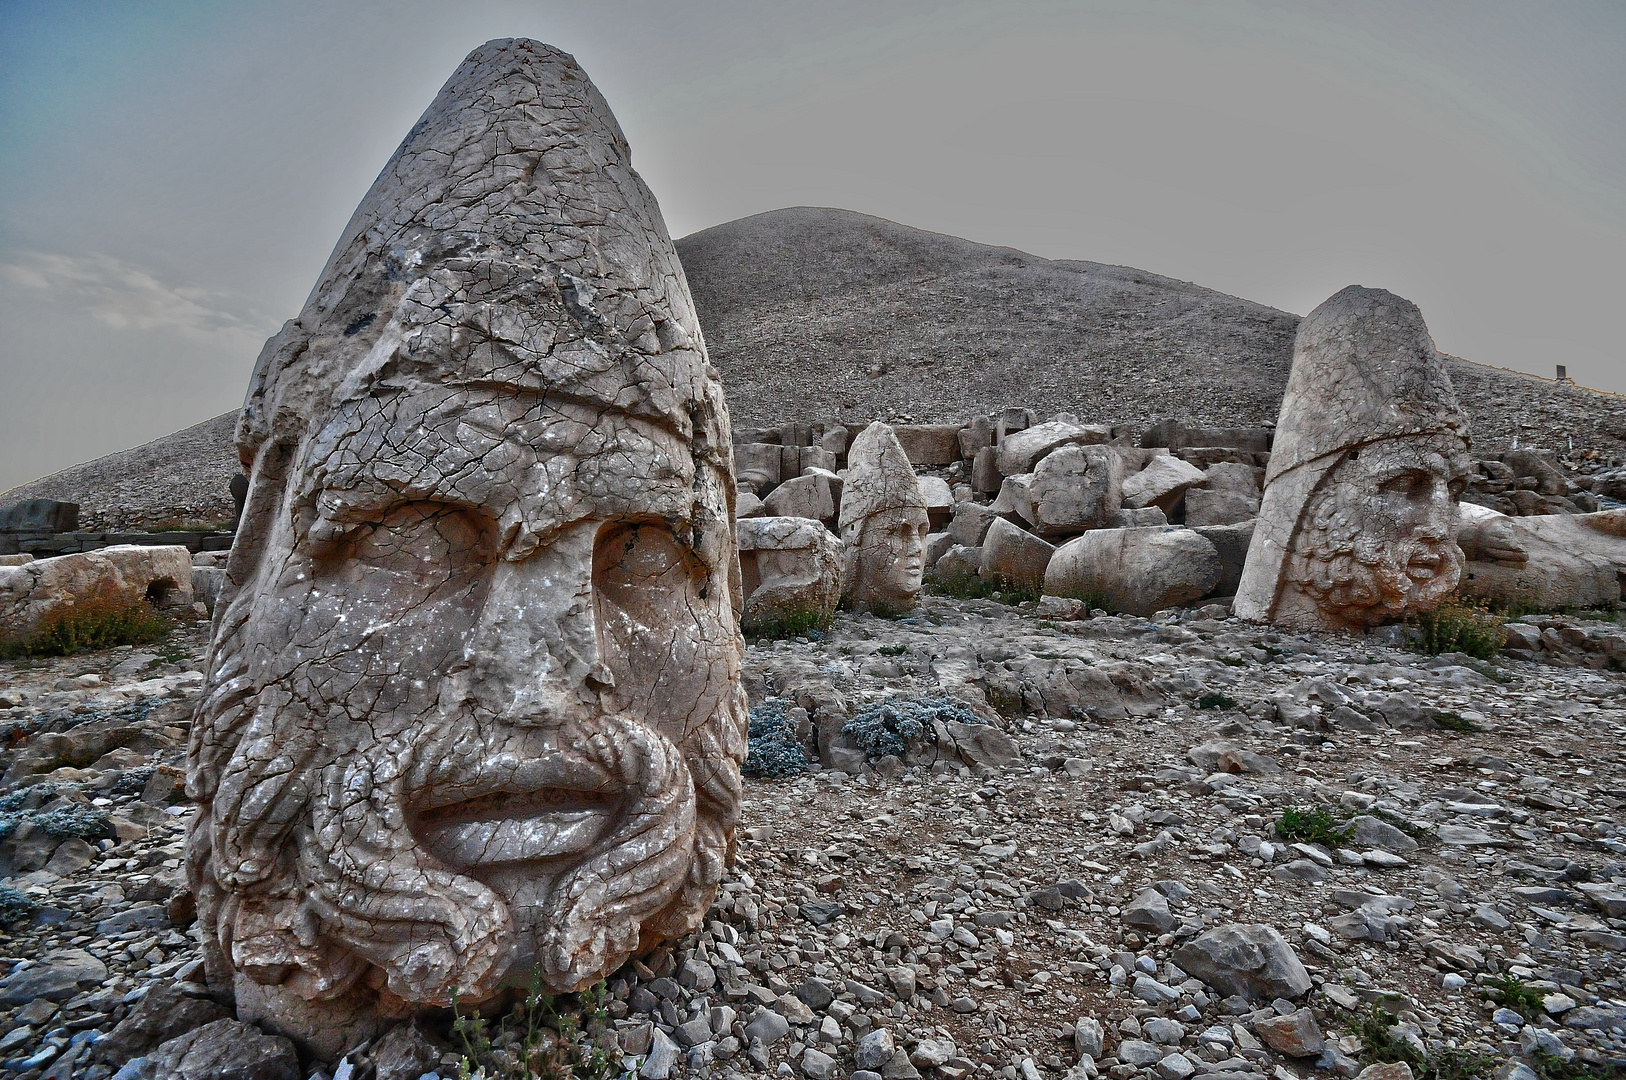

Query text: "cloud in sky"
[2, 252, 264, 349]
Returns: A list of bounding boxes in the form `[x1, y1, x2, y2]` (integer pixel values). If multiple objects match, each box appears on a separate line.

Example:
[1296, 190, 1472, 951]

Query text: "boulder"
[191, 566, 227, 614]
[996, 419, 1110, 476]
[1026, 444, 1123, 535]
[147, 1018, 301, 1080]
[94, 982, 232, 1065]
[958, 417, 995, 460]
[924, 531, 955, 567]
[0, 948, 109, 1005]
[979, 518, 1054, 592]
[764, 471, 842, 525]
[1253, 1009, 1324, 1057]
[1172, 924, 1312, 1001]
[1141, 420, 1271, 453]
[1191, 521, 1255, 598]
[734, 442, 783, 495]
[0, 544, 195, 640]
[933, 545, 982, 583]
[1043, 527, 1221, 615]
[949, 501, 997, 548]
[1121, 455, 1206, 513]
[738, 517, 844, 634]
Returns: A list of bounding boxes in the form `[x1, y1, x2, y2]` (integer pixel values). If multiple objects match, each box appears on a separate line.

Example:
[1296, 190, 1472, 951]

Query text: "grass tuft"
[1275, 806, 1353, 848]
[1432, 711, 1481, 733]
[451, 977, 617, 1080]
[1407, 595, 1506, 661]
[1196, 693, 1238, 710]
[0, 586, 172, 659]
[743, 609, 829, 642]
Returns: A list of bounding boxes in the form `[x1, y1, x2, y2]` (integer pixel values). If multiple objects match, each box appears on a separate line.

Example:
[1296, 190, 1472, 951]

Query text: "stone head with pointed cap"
[1235, 286, 1471, 632]
[186, 39, 746, 1052]
[838, 422, 930, 614]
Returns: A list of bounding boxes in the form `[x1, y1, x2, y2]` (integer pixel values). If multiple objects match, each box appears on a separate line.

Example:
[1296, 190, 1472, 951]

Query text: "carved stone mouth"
[412, 789, 617, 869]
[1406, 549, 1445, 580]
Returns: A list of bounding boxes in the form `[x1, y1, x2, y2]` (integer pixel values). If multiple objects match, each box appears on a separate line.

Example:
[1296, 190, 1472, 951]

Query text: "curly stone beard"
[188, 650, 741, 1011]
[1285, 484, 1464, 626]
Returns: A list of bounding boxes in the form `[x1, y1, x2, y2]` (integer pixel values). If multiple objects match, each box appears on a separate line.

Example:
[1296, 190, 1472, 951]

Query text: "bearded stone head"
[185, 40, 745, 1054]
[1235, 286, 1470, 632]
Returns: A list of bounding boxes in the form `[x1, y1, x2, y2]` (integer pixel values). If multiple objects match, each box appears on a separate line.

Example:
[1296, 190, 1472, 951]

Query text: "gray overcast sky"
[2, 0, 1623, 493]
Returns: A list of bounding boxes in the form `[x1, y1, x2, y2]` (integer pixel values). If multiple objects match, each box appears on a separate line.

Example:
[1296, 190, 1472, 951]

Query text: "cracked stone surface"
[1236, 287, 1472, 633]
[183, 38, 746, 1053]
[840, 424, 930, 615]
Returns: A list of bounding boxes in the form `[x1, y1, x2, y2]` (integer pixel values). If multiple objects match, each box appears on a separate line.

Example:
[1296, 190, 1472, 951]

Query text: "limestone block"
[735, 442, 783, 495]
[840, 423, 930, 613]
[820, 424, 850, 459]
[0, 554, 34, 567]
[972, 446, 1001, 494]
[917, 476, 955, 530]
[1192, 521, 1255, 598]
[989, 474, 1036, 525]
[924, 531, 955, 567]
[1140, 420, 1271, 453]
[765, 471, 842, 524]
[958, 416, 995, 460]
[1457, 504, 1625, 610]
[979, 517, 1054, 591]
[185, 39, 747, 1054]
[1043, 527, 1221, 615]
[738, 517, 843, 633]
[1109, 507, 1168, 528]
[1203, 461, 1262, 495]
[736, 491, 766, 518]
[1121, 455, 1206, 512]
[949, 501, 997, 548]
[995, 419, 1111, 477]
[191, 566, 227, 614]
[1184, 487, 1259, 527]
[1235, 286, 1470, 632]
[1027, 444, 1123, 535]
[0, 544, 194, 639]
[893, 424, 965, 465]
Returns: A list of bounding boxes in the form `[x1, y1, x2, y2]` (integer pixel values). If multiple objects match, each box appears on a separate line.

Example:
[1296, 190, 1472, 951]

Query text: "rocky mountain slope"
[6, 207, 1622, 526]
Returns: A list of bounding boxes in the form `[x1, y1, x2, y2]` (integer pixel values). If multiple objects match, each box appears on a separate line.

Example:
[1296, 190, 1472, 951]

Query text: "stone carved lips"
[410, 759, 619, 870]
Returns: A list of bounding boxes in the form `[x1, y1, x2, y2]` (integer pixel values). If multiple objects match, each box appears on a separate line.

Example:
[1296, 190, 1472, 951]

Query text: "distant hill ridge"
[6, 207, 1620, 528]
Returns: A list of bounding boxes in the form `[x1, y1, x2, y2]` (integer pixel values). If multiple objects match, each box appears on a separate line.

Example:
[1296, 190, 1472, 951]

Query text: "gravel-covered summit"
[8, 206, 1625, 526]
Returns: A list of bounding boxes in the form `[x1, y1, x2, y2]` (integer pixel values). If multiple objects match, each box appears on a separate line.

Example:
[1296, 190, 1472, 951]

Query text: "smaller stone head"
[1236, 286, 1470, 632]
[838, 422, 929, 614]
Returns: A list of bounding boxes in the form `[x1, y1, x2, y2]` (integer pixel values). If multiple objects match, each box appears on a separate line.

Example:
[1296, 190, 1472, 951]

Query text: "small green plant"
[1196, 693, 1238, 710]
[1275, 806, 1353, 848]
[0, 587, 172, 659]
[1487, 974, 1543, 1021]
[452, 977, 617, 1080]
[743, 609, 829, 642]
[843, 696, 984, 760]
[877, 642, 909, 656]
[1349, 1007, 1491, 1080]
[1531, 1050, 1626, 1079]
[1219, 656, 1247, 667]
[1408, 595, 1506, 661]
[1431, 711, 1480, 734]
[924, 568, 1037, 605]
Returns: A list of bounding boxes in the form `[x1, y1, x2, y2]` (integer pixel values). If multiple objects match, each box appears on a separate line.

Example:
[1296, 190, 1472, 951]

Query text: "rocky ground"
[2, 599, 1625, 1079]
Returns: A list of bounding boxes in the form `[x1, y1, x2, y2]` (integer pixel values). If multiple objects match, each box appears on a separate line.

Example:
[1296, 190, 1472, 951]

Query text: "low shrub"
[1407, 596, 1506, 661]
[0, 885, 38, 925]
[924, 569, 1038, 605]
[0, 805, 114, 845]
[843, 696, 983, 761]
[1196, 693, 1238, 710]
[1350, 1006, 1491, 1080]
[742, 699, 810, 779]
[0, 588, 171, 659]
[451, 978, 617, 1080]
[1431, 711, 1480, 734]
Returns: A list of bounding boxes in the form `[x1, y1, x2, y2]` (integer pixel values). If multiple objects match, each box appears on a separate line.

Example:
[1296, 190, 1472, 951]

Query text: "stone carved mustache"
[206, 686, 700, 1006]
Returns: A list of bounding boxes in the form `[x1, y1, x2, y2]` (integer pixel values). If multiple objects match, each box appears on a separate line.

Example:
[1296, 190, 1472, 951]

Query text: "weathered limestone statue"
[839, 422, 929, 613]
[186, 40, 746, 1053]
[1235, 286, 1470, 632]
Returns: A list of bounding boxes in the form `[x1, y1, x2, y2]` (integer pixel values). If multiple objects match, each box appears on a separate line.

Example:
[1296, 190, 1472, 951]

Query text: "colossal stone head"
[185, 40, 745, 1052]
[838, 423, 929, 614]
[1235, 286, 1470, 632]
